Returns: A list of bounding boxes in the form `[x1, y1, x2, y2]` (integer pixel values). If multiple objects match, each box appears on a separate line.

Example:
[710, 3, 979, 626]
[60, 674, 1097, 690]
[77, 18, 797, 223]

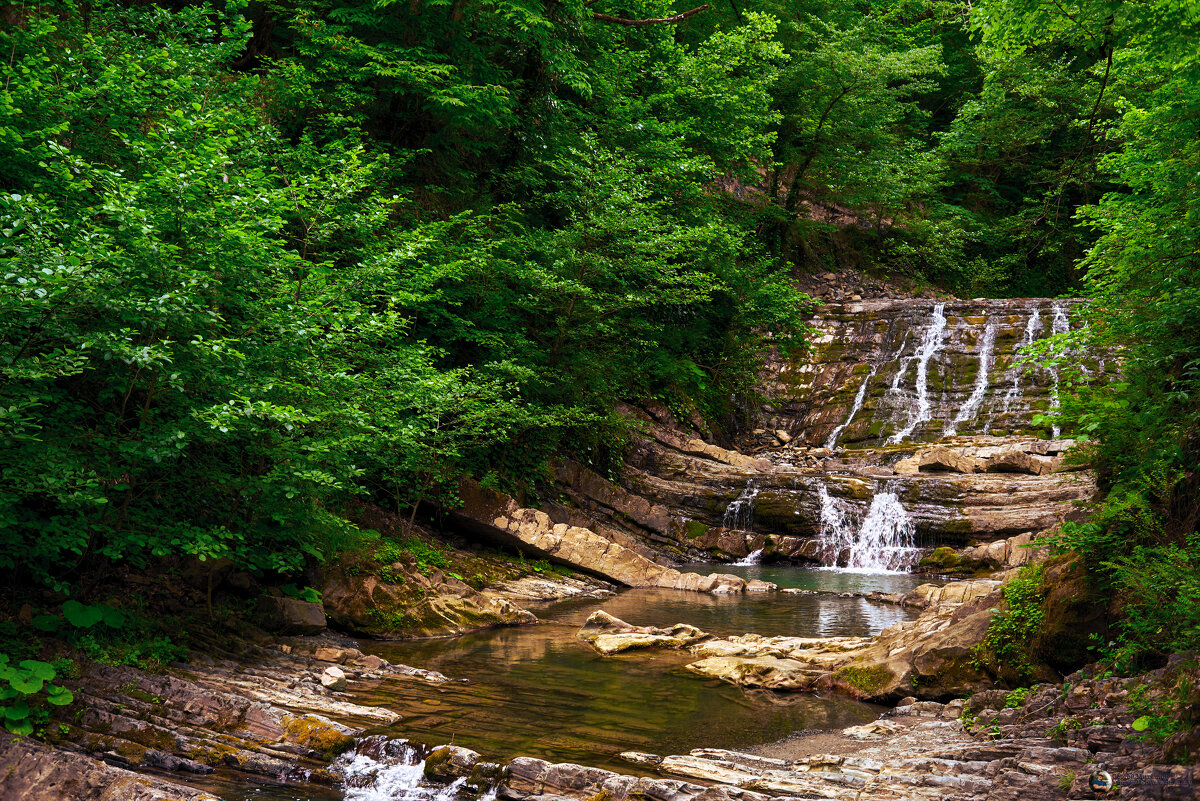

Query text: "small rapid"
[815, 485, 921, 573]
[336, 739, 491, 801]
[732, 548, 765, 566]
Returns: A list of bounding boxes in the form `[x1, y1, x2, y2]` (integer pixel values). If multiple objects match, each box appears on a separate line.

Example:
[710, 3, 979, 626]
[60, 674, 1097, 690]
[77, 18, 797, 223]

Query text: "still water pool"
[173, 566, 940, 799]
[352, 567, 936, 771]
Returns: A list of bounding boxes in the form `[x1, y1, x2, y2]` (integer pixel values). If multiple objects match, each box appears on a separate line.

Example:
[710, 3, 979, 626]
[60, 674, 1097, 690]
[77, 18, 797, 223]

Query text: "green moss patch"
[834, 664, 893, 696]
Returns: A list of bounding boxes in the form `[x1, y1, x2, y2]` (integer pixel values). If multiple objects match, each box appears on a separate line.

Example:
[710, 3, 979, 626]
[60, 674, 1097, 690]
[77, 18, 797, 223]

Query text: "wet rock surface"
[576, 579, 1006, 702]
[10, 629, 456, 800]
[484, 660, 1200, 801]
[0, 736, 218, 801]
[577, 610, 710, 654]
[322, 565, 538, 639]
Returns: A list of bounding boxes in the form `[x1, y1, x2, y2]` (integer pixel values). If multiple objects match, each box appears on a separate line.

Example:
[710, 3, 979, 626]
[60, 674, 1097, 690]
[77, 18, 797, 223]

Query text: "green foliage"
[0, 653, 73, 736]
[1047, 715, 1082, 742]
[977, 0, 1200, 673]
[374, 537, 451, 577]
[280, 585, 323, 604]
[0, 0, 810, 589]
[28, 599, 189, 672]
[1004, 687, 1032, 708]
[973, 564, 1046, 681]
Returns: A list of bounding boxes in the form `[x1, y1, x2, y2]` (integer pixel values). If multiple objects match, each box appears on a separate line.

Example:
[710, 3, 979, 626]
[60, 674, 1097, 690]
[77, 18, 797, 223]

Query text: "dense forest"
[0, 0, 1197, 676]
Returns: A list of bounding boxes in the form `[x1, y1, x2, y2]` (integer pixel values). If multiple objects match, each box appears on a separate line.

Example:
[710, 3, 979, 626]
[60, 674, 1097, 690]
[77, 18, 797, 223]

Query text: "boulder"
[321, 567, 536, 639]
[424, 745, 480, 782]
[984, 450, 1053, 475]
[319, 665, 346, 691]
[918, 446, 979, 474]
[577, 611, 709, 655]
[684, 656, 819, 690]
[253, 596, 327, 635]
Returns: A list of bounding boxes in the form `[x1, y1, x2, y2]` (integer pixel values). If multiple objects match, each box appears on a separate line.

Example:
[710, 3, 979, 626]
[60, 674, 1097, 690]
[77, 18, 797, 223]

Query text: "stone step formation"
[756, 298, 1108, 449]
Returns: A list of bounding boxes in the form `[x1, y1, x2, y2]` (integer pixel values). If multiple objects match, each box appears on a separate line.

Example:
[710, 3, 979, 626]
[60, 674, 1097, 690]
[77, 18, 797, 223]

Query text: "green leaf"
[18, 660, 56, 681]
[99, 606, 126, 629]
[1131, 716, 1151, 732]
[31, 615, 63, 632]
[5, 718, 34, 736]
[9, 673, 44, 694]
[3, 700, 30, 720]
[62, 600, 104, 629]
[46, 686, 74, 706]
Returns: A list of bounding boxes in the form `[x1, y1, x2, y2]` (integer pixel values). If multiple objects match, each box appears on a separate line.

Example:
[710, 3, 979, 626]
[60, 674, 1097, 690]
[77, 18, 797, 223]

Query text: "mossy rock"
[282, 715, 356, 759]
[834, 664, 894, 697]
[424, 745, 480, 782]
[115, 739, 148, 765]
[920, 546, 963, 571]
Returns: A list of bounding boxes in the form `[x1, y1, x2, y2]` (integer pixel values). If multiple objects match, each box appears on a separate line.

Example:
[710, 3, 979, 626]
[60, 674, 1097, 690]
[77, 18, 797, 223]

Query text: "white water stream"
[816, 485, 920, 573]
[336, 739, 490, 801]
[825, 365, 879, 449]
[1049, 301, 1070, 437]
[722, 480, 759, 531]
[999, 306, 1042, 418]
[944, 321, 996, 437]
[888, 302, 947, 444]
[732, 548, 765, 566]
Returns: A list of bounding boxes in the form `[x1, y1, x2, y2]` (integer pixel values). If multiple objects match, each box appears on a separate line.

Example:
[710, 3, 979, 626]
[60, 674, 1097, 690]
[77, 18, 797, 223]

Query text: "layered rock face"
[520, 296, 1103, 572]
[756, 298, 1110, 448]
[428, 293, 1099, 586]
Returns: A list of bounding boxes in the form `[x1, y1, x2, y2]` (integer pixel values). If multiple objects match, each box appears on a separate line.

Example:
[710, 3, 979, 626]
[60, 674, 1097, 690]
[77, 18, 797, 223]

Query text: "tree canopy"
[1, 0, 1197, 671]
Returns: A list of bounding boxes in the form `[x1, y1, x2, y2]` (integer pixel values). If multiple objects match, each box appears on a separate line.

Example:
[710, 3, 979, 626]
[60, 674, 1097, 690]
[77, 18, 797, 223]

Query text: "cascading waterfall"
[999, 306, 1042, 416]
[816, 484, 920, 572]
[944, 321, 996, 437]
[850, 492, 920, 572]
[336, 738, 491, 801]
[825, 365, 878, 449]
[1048, 301, 1070, 437]
[887, 302, 947, 444]
[733, 548, 765, 566]
[722, 480, 759, 530]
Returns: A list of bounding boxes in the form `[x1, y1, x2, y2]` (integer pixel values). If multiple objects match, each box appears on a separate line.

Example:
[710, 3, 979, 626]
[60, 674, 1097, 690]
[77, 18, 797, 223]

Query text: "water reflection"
[356, 568, 921, 771]
[678, 563, 939, 594]
[360, 620, 882, 772]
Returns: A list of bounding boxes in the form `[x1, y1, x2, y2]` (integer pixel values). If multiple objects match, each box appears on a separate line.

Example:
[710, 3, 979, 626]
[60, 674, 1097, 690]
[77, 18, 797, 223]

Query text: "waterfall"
[816, 484, 920, 572]
[944, 321, 996, 437]
[733, 548, 764, 566]
[887, 302, 947, 444]
[999, 306, 1042, 416]
[825, 365, 878, 449]
[849, 492, 920, 572]
[1048, 301, 1070, 437]
[722, 480, 759, 530]
[336, 738, 480, 801]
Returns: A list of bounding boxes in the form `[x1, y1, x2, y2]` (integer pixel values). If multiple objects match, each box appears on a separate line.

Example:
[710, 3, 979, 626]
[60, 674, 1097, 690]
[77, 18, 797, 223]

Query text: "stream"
[350, 568, 936, 773]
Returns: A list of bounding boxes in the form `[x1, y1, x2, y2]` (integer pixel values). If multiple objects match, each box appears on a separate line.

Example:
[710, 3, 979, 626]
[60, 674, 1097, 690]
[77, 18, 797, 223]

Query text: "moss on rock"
[282, 715, 355, 759]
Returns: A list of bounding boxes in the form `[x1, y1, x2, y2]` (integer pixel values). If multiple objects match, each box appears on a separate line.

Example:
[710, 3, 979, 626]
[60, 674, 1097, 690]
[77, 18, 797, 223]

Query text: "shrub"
[973, 564, 1046, 681]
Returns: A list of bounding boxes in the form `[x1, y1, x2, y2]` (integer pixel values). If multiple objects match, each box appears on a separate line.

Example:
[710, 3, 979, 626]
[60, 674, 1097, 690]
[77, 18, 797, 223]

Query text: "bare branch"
[592, 4, 709, 26]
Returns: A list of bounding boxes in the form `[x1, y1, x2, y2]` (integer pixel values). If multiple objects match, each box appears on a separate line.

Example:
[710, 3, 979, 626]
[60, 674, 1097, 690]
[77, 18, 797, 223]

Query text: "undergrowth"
[973, 564, 1046, 682]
